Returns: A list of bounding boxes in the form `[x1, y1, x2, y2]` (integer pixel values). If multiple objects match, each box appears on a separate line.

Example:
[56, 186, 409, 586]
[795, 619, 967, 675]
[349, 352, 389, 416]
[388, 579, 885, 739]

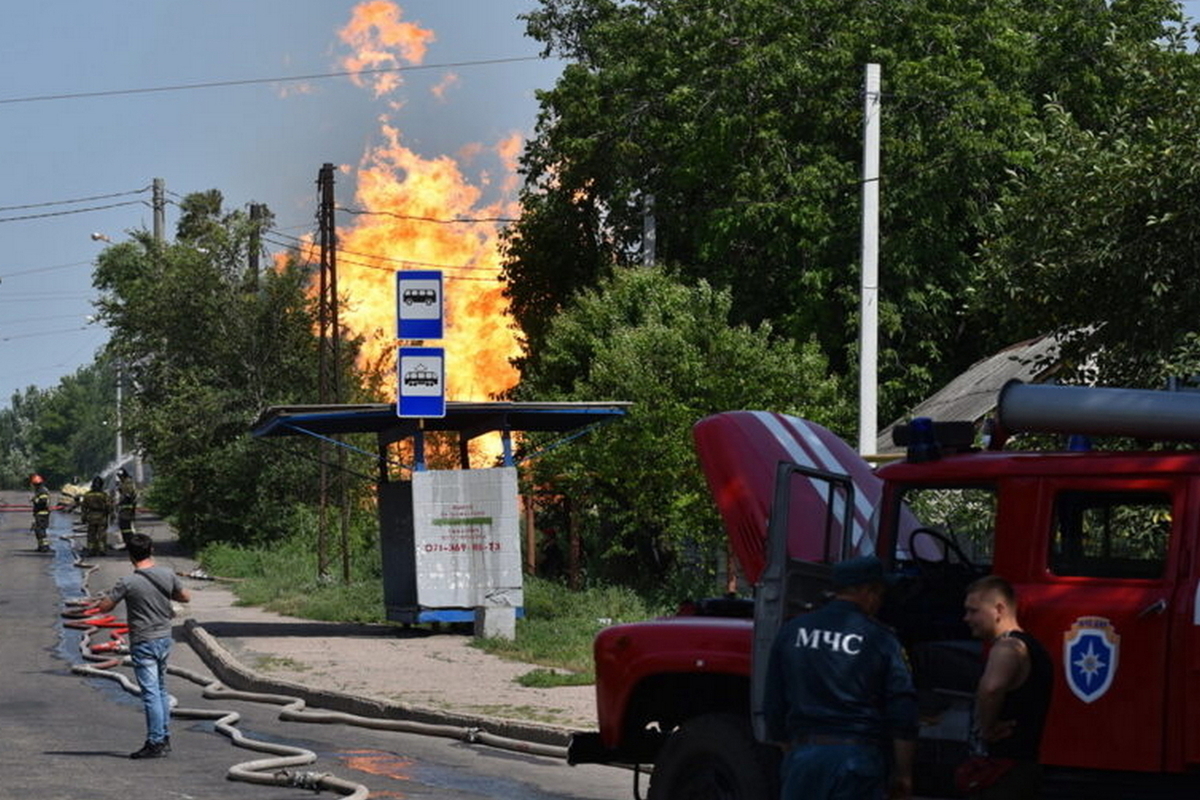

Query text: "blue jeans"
[131, 637, 172, 744]
[781, 743, 887, 800]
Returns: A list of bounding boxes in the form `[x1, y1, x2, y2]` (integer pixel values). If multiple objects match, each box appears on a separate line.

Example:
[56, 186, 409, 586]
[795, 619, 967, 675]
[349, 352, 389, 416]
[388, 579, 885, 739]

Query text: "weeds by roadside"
[197, 538, 666, 684]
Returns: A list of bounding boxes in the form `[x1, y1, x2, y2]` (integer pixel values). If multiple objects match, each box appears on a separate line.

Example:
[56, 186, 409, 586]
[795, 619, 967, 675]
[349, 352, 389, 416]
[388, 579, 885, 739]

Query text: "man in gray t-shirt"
[94, 532, 190, 759]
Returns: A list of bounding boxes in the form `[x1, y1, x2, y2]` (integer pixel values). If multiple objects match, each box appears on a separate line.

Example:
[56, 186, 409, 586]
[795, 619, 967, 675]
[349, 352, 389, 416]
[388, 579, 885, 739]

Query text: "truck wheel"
[648, 713, 778, 800]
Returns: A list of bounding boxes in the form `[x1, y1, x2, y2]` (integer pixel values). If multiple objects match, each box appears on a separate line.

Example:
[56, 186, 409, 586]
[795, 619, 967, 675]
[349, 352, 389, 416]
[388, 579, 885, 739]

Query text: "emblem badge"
[1064, 616, 1120, 704]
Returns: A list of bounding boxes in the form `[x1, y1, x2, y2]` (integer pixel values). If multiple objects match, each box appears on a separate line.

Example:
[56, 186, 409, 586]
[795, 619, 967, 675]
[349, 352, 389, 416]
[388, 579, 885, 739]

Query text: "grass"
[198, 539, 667, 684]
[474, 578, 666, 684]
[254, 655, 310, 672]
[199, 537, 387, 623]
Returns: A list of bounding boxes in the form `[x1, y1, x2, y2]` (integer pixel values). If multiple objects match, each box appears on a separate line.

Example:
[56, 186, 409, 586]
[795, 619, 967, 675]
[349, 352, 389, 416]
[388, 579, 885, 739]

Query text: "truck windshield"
[893, 485, 996, 568]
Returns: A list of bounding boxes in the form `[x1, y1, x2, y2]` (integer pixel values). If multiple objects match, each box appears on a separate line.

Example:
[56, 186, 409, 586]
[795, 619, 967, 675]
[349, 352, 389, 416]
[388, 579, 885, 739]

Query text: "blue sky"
[2, 2, 1200, 411]
[0, 1, 559, 409]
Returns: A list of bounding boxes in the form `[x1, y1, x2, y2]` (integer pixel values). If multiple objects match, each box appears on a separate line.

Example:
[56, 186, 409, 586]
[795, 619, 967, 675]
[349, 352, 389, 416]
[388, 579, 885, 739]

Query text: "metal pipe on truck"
[998, 380, 1200, 441]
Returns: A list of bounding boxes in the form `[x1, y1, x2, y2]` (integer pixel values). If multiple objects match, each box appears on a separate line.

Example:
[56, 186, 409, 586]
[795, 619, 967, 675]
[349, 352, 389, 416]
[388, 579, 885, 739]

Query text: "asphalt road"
[0, 498, 632, 800]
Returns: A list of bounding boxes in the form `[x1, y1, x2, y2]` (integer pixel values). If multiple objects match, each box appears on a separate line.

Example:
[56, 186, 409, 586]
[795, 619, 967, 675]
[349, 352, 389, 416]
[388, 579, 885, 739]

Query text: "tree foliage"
[0, 360, 116, 489]
[92, 192, 361, 548]
[980, 20, 1200, 386]
[516, 266, 849, 599]
[504, 0, 1189, 418]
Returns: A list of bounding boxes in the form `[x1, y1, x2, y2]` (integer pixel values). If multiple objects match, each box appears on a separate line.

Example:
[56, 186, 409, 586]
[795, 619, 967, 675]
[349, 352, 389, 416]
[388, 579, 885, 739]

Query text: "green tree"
[517, 265, 850, 600]
[505, 0, 1188, 418]
[980, 22, 1200, 387]
[92, 192, 360, 549]
[0, 360, 116, 489]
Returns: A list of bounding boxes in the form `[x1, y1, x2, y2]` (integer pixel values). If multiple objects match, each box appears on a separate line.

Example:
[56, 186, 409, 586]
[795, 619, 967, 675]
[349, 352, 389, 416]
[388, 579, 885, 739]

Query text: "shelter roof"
[251, 401, 630, 444]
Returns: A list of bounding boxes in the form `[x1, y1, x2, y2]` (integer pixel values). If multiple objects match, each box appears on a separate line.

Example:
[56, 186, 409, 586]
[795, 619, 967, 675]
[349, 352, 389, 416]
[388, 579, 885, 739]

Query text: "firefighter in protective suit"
[30, 474, 51, 552]
[115, 467, 138, 547]
[80, 476, 112, 557]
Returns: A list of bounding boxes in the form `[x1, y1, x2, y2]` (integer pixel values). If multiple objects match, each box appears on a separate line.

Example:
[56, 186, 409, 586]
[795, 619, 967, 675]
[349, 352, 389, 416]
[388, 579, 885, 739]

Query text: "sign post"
[396, 270, 444, 340]
[396, 269, 446, 419]
[397, 346, 445, 418]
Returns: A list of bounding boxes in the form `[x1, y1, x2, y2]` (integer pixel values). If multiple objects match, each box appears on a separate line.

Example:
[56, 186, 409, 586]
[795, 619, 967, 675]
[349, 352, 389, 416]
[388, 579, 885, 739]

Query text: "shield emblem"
[1063, 616, 1120, 704]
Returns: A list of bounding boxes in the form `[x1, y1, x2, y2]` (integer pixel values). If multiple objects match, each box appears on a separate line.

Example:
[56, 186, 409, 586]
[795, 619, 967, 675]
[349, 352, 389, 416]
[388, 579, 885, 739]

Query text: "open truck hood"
[692, 411, 884, 585]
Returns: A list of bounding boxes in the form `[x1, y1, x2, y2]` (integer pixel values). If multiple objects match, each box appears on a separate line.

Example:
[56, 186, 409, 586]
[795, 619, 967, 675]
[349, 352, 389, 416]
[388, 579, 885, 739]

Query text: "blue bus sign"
[396, 270, 443, 340]
[397, 346, 446, 418]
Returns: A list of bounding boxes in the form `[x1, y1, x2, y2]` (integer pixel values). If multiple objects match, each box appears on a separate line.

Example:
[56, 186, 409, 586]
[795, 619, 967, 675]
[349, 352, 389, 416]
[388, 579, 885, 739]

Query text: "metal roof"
[877, 334, 1062, 453]
[251, 401, 631, 444]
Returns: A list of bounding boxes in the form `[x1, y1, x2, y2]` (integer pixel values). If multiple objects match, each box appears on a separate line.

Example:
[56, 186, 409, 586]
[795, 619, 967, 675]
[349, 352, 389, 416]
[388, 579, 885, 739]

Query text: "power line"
[0, 292, 94, 303]
[0, 313, 93, 328]
[0, 259, 93, 279]
[0, 186, 150, 212]
[335, 205, 517, 225]
[0, 200, 147, 224]
[0, 56, 541, 106]
[265, 237, 502, 282]
[263, 231, 502, 275]
[0, 325, 93, 342]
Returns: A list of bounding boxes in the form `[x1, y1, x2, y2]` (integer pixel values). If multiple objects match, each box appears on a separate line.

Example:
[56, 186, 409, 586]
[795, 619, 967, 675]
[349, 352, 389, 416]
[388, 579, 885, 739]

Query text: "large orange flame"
[327, 2, 521, 407]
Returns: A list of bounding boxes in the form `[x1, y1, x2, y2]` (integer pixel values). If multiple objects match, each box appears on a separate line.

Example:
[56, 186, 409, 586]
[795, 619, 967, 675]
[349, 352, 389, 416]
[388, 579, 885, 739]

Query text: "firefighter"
[764, 556, 918, 800]
[115, 467, 138, 547]
[80, 476, 112, 557]
[30, 474, 52, 552]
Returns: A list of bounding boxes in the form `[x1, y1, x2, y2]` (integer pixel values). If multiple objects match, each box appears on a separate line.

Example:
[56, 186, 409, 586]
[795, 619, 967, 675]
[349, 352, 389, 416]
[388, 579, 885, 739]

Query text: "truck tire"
[647, 713, 778, 800]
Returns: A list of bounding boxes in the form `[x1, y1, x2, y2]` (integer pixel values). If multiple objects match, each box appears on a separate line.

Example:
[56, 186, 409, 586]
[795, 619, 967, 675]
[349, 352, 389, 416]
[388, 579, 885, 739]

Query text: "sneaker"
[129, 740, 168, 759]
[162, 736, 171, 753]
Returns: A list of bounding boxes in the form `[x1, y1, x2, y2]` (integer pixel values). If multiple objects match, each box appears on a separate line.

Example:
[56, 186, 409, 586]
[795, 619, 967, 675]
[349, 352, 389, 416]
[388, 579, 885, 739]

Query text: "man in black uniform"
[764, 555, 918, 800]
[962, 575, 1053, 799]
[114, 467, 138, 547]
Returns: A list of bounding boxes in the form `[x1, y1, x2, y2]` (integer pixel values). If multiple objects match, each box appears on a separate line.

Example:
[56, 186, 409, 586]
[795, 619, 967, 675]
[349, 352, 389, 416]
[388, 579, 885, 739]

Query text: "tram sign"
[397, 346, 446, 418]
[396, 270, 443, 340]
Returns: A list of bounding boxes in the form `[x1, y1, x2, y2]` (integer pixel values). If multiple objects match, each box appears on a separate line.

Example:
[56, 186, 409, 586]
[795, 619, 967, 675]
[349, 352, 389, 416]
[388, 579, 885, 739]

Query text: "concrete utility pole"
[248, 202, 264, 290]
[641, 193, 656, 266]
[152, 178, 165, 243]
[858, 64, 881, 457]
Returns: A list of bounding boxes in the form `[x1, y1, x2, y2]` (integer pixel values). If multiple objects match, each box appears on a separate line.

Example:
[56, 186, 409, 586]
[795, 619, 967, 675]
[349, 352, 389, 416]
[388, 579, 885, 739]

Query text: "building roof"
[877, 334, 1062, 453]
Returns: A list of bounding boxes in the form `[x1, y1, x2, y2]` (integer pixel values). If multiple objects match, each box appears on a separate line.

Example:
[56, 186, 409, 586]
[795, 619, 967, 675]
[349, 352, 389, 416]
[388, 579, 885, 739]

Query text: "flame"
[430, 72, 460, 101]
[338, 1, 435, 97]
[321, 2, 521, 419]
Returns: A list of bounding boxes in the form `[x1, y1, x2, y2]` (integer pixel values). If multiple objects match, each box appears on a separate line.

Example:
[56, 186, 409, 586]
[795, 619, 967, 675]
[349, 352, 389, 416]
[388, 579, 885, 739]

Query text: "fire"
[327, 2, 522, 406]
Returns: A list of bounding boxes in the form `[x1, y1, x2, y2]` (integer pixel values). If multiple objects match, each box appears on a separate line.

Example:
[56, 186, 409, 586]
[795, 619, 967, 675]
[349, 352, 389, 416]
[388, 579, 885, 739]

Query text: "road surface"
[0, 496, 632, 799]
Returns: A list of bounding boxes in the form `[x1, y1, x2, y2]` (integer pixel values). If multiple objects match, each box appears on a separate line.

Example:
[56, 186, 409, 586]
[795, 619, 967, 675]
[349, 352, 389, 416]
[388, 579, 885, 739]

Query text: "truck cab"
[571, 381, 1200, 798]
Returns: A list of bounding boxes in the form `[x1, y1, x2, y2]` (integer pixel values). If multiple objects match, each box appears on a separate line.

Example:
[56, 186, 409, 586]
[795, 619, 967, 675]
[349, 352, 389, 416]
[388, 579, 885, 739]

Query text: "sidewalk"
[74, 512, 598, 748]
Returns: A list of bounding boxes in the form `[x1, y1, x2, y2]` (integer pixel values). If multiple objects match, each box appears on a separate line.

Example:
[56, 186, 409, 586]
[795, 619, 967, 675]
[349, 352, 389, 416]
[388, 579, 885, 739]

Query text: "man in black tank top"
[963, 575, 1053, 799]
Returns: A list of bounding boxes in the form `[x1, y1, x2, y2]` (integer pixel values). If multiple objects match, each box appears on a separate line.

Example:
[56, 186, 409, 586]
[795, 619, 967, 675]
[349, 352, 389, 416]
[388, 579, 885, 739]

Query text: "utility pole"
[641, 193, 656, 267]
[152, 178, 165, 243]
[316, 164, 350, 582]
[248, 203, 264, 291]
[858, 64, 881, 457]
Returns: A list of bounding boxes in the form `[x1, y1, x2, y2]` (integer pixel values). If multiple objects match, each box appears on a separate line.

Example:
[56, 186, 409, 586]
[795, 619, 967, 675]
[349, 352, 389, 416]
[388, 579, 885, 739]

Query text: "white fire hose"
[64, 557, 568, 799]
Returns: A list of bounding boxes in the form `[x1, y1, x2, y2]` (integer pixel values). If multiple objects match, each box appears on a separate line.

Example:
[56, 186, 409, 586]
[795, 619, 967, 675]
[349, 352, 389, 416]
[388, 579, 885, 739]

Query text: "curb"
[181, 619, 575, 749]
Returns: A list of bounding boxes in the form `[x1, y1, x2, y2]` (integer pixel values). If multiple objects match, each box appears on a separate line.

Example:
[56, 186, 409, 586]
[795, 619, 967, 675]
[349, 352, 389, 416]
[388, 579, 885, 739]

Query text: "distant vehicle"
[402, 288, 438, 306]
[404, 368, 439, 387]
[60, 481, 88, 512]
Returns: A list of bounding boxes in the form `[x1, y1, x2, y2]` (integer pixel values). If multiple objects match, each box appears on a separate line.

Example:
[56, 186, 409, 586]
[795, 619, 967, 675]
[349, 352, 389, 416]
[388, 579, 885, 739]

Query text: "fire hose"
[63, 562, 570, 797]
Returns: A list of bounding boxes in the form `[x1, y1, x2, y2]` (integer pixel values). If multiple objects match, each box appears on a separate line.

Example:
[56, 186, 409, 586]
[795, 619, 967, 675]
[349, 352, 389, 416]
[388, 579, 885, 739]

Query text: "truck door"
[750, 461, 858, 743]
[1022, 479, 1181, 772]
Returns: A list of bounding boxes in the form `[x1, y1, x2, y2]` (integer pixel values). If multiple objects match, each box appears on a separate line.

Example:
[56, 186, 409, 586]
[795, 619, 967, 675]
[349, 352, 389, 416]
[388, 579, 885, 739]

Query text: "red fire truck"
[567, 381, 1200, 798]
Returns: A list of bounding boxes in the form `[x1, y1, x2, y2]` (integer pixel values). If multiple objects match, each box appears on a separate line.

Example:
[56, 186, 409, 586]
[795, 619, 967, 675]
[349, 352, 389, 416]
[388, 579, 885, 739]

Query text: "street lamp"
[91, 232, 112, 242]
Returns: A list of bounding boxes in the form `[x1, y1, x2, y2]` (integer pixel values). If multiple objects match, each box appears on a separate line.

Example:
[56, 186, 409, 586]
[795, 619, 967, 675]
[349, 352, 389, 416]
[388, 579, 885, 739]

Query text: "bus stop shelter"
[250, 401, 628, 628]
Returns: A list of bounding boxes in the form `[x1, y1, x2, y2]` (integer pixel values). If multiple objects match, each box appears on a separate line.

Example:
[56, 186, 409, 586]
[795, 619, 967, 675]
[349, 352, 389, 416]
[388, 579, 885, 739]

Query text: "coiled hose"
[63, 559, 570, 798]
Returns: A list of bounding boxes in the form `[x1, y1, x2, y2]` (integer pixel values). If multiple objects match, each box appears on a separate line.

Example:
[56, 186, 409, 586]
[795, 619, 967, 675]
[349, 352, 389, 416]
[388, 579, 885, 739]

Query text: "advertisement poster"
[412, 467, 523, 610]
